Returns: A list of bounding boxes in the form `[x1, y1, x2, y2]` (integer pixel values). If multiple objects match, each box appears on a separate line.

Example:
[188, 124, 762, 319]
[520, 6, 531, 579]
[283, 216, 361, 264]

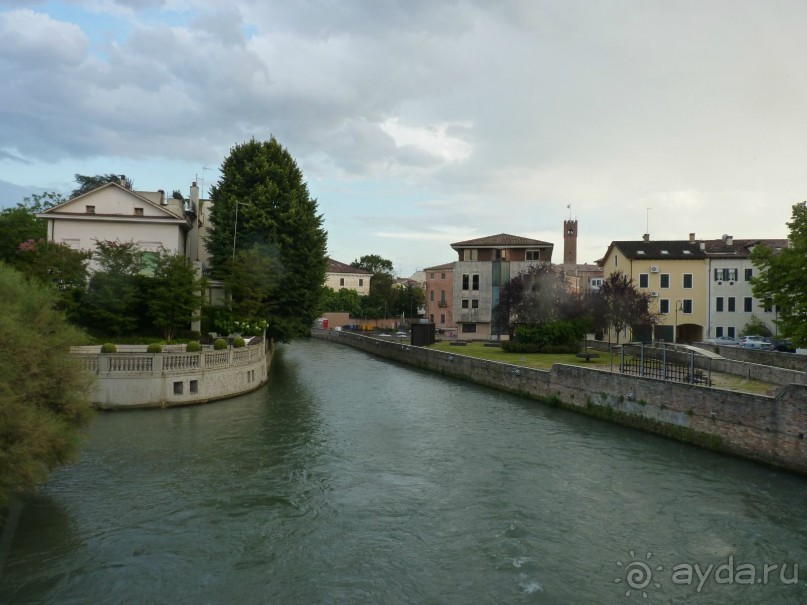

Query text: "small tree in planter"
[213, 338, 228, 350]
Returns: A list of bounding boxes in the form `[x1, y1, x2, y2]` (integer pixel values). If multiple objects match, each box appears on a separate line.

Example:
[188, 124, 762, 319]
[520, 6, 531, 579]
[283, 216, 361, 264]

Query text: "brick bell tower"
[563, 219, 578, 265]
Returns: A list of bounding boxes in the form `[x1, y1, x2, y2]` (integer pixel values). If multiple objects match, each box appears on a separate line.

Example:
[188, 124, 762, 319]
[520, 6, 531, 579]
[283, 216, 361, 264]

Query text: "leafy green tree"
[390, 283, 425, 318]
[750, 202, 807, 345]
[495, 264, 582, 336]
[147, 249, 205, 341]
[14, 239, 90, 323]
[205, 137, 328, 342]
[321, 286, 362, 316]
[594, 271, 657, 343]
[0, 263, 93, 507]
[351, 254, 394, 275]
[226, 244, 281, 325]
[740, 315, 773, 338]
[83, 241, 143, 336]
[0, 192, 61, 263]
[70, 174, 133, 198]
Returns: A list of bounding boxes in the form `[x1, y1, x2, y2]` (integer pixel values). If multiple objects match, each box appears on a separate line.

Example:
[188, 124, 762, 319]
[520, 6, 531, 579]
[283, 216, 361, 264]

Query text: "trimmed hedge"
[213, 338, 228, 350]
[186, 341, 202, 352]
[502, 342, 578, 354]
[232, 336, 246, 348]
[146, 343, 163, 353]
[100, 343, 117, 353]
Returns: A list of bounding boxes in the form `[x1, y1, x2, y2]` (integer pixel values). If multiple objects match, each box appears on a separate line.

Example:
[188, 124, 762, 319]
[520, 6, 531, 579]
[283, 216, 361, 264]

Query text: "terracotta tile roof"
[424, 261, 454, 271]
[702, 238, 789, 257]
[326, 258, 372, 274]
[450, 233, 553, 248]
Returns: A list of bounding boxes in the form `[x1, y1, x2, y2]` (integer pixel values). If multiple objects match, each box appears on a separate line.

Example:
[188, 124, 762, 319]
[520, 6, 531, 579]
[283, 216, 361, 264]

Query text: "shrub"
[146, 343, 162, 353]
[101, 343, 117, 353]
[186, 341, 202, 352]
[213, 338, 228, 350]
[232, 336, 246, 348]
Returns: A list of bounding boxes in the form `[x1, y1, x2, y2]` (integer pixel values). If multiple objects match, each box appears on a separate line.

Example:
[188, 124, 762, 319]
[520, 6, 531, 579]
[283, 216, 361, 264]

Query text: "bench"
[576, 352, 600, 362]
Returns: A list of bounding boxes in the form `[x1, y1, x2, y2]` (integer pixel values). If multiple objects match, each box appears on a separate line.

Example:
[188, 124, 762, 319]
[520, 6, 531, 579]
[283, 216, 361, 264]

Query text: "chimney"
[699, 242, 706, 250]
[689, 233, 695, 242]
[642, 233, 650, 242]
[158, 189, 166, 206]
[722, 234, 733, 245]
[190, 181, 200, 206]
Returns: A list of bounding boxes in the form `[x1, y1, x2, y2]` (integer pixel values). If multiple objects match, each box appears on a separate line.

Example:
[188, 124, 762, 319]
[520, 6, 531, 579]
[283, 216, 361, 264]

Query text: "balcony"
[438, 300, 448, 307]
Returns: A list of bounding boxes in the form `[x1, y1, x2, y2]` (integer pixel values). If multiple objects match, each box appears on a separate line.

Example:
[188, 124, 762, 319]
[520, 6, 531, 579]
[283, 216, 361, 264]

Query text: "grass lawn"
[427, 340, 776, 395]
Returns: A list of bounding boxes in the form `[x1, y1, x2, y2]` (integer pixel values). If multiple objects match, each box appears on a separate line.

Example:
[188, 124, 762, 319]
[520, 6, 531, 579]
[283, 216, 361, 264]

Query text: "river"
[1, 338, 806, 604]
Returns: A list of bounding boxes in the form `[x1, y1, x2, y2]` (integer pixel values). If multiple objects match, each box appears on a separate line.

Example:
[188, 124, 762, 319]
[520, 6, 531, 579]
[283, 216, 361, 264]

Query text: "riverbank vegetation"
[0, 263, 93, 508]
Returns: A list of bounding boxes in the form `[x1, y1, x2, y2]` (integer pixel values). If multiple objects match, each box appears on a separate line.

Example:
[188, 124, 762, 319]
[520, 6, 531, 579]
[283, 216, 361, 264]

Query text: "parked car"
[394, 331, 408, 338]
[706, 336, 739, 346]
[739, 335, 773, 350]
[772, 338, 796, 353]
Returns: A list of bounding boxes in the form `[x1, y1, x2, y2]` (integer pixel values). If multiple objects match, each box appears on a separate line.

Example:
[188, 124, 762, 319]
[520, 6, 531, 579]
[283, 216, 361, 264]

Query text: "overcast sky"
[1, 1, 805, 275]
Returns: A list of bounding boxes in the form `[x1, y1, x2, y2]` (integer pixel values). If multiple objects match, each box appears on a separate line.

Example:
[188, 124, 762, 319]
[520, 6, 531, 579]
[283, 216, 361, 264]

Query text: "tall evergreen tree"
[205, 137, 328, 342]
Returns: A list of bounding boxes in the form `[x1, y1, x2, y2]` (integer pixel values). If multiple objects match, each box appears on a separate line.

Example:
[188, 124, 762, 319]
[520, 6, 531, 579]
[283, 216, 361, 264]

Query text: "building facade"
[424, 262, 455, 330]
[598, 234, 789, 343]
[325, 258, 372, 295]
[450, 234, 554, 340]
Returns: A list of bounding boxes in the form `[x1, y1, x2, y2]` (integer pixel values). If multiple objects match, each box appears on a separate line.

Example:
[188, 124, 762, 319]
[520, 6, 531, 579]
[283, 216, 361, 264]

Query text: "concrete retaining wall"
[73, 341, 271, 409]
[313, 329, 807, 475]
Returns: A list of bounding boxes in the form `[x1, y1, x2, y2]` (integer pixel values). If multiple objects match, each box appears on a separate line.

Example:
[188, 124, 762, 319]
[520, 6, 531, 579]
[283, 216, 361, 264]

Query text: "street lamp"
[674, 300, 683, 344]
[232, 201, 249, 260]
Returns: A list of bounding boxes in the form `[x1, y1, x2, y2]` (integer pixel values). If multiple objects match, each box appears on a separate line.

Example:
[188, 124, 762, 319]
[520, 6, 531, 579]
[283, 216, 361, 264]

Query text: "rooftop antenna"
[567, 203, 572, 219]
[200, 166, 215, 198]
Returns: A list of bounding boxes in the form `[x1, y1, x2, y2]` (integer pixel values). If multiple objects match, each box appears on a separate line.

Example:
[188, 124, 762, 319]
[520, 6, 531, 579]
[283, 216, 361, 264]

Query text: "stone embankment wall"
[72, 341, 271, 409]
[313, 330, 807, 475]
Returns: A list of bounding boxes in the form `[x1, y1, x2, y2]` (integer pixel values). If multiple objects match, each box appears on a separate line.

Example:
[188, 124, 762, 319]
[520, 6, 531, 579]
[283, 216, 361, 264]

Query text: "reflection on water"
[1, 339, 806, 604]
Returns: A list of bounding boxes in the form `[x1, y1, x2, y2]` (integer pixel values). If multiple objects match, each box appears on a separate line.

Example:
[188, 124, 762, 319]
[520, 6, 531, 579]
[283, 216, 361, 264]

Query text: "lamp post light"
[674, 300, 683, 344]
[232, 201, 249, 260]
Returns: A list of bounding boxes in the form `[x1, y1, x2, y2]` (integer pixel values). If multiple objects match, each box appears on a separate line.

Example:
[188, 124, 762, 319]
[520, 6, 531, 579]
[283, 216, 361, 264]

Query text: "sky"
[1, 0, 806, 277]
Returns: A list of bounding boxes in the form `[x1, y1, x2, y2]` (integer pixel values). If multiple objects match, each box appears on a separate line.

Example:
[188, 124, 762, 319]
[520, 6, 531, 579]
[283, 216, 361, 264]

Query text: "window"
[660, 299, 670, 314]
[173, 381, 184, 395]
[464, 249, 478, 261]
[462, 274, 469, 290]
[728, 297, 736, 312]
[440, 314, 445, 324]
[526, 250, 541, 261]
[714, 268, 738, 282]
[744, 297, 753, 312]
[190, 380, 198, 394]
[715, 326, 724, 337]
[85, 205, 95, 214]
[461, 323, 477, 333]
[359, 278, 363, 287]
[614, 255, 618, 267]
[430, 273, 435, 279]
[471, 299, 479, 309]
[430, 290, 435, 301]
[441, 272, 446, 279]
[682, 299, 693, 314]
[339, 278, 345, 286]
[461, 299, 469, 309]
[764, 298, 773, 312]
[430, 314, 434, 322]
[639, 274, 649, 288]
[472, 274, 479, 290]
[716, 297, 724, 312]
[727, 326, 736, 338]
[745, 268, 753, 281]
[660, 274, 670, 288]
[440, 290, 446, 302]
[134, 207, 144, 216]
[683, 274, 693, 288]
